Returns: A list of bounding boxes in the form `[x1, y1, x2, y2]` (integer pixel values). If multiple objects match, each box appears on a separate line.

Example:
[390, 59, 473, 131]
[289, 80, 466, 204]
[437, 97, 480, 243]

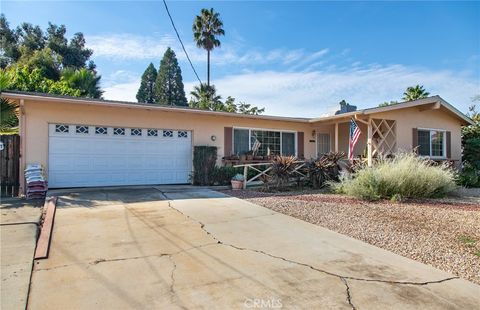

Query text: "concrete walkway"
[1, 199, 43, 310]
[28, 187, 479, 309]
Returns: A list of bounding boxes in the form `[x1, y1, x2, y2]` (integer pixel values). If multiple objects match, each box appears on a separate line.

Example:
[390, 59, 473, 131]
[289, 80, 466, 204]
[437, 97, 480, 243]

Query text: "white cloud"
[183, 65, 478, 117]
[87, 33, 310, 67]
[103, 79, 139, 102]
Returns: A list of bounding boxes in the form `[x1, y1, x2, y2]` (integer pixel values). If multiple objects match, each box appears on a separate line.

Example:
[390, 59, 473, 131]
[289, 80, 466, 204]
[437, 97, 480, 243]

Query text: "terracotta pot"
[231, 180, 244, 190]
[240, 154, 247, 162]
[246, 155, 253, 161]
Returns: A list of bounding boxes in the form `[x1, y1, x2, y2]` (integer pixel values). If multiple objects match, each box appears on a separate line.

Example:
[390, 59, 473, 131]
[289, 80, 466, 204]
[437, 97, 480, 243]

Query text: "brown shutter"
[446, 131, 451, 159]
[297, 132, 304, 159]
[224, 127, 233, 157]
[412, 128, 418, 153]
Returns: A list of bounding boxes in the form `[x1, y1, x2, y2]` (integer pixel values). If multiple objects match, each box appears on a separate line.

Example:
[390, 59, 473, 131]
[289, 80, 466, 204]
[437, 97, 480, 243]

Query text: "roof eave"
[1, 91, 311, 123]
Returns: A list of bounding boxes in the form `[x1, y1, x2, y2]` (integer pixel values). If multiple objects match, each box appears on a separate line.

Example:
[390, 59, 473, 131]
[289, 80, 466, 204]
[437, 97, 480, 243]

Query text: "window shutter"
[297, 132, 304, 158]
[446, 131, 451, 158]
[412, 128, 418, 153]
[224, 127, 233, 157]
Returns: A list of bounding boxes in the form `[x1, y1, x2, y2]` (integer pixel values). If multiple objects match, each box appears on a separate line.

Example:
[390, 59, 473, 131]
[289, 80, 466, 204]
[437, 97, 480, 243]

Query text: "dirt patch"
[222, 189, 480, 284]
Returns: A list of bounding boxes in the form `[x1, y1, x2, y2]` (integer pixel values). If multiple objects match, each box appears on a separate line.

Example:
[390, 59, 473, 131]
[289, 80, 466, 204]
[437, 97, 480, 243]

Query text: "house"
[1, 91, 473, 192]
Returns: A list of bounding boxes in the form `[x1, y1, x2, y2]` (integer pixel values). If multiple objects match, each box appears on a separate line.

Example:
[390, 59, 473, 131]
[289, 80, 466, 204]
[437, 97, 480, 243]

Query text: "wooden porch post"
[367, 118, 373, 167]
[243, 165, 248, 189]
[19, 99, 26, 195]
[334, 122, 339, 152]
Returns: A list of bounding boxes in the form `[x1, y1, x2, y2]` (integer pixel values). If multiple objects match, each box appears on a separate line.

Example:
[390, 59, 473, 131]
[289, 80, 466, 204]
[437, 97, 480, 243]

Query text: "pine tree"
[155, 48, 187, 106]
[136, 63, 157, 103]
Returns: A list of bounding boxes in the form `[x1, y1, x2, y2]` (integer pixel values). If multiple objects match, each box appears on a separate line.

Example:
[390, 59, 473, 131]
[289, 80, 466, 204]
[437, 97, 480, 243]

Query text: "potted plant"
[246, 150, 254, 161]
[231, 173, 245, 190]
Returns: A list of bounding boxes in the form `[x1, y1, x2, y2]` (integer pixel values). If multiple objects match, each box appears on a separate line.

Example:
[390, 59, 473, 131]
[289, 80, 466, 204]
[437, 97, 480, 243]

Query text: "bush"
[332, 153, 457, 200]
[192, 146, 217, 185]
[211, 166, 238, 185]
[461, 111, 480, 187]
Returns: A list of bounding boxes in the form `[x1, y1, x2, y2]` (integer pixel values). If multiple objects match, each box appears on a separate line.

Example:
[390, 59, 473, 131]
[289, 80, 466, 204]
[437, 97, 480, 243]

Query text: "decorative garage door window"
[113, 128, 125, 135]
[163, 130, 173, 137]
[131, 128, 142, 136]
[76, 126, 89, 134]
[55, 124, 69, 133]
[95, 127, 108, 135]
[147, 129, 158, 137]
[178, 131, 188, 138]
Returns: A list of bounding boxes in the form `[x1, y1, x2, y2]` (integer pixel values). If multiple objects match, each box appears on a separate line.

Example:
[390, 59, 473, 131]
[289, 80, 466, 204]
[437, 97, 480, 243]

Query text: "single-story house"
[1, 91, 473, 192]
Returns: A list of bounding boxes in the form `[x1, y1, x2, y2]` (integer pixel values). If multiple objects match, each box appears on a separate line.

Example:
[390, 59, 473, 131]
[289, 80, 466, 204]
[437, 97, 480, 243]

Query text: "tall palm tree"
[193, 8, 225, 86]
[402, 85, 430, 101]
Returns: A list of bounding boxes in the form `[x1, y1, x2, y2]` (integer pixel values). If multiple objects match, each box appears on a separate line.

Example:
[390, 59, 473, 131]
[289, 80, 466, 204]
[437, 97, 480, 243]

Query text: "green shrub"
[211, 166, 239, 185]
[192, 146, 217, 185]
[461, 111, 480, 187]
[333, 153, 457, 200]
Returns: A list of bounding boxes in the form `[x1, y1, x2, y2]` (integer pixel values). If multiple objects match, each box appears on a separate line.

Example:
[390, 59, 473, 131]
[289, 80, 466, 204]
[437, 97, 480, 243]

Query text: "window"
[281, 132, 295, 156]
[131, 128, 142, 136]
[317, 133, 330, 156]
[113, 128, 125, 136]
[234, 129, 249, 155]
[418, 129, 445, 158]
[163, 130, 173, 137]
[233, 128, 296, 156]
[55, 124, 69, 133]
[95, 127, 107, 135]
[147, 129, 158, 137]
[76, 125, 89, 134]
[178, 131, 188, 138]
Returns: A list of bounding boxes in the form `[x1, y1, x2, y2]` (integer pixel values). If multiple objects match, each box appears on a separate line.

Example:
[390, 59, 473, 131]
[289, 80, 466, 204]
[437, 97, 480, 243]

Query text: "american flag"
[349, 118, 361, 161]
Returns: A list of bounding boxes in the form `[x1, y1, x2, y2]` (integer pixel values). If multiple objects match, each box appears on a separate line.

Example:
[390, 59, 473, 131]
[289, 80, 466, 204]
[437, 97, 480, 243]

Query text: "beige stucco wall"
[21, 99, 315, 178]
[312, 105, 464, 162]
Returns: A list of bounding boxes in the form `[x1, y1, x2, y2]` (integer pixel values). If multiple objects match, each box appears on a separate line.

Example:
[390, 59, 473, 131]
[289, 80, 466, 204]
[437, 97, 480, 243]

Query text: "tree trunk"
[207, 50, 210, 86]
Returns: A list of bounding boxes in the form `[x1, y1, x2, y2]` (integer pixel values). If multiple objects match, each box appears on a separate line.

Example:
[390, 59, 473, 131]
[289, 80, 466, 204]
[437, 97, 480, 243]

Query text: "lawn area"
[222, 188, 480, 284]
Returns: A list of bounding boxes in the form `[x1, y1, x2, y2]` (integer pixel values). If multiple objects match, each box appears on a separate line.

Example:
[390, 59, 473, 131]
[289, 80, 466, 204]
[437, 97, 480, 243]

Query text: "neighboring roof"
[1, 91, 473, 126]
[310, 95, 474, 125]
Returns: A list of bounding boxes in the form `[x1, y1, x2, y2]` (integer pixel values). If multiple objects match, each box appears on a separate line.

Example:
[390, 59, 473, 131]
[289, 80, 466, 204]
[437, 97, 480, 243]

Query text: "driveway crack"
[162, 195, 459, 286]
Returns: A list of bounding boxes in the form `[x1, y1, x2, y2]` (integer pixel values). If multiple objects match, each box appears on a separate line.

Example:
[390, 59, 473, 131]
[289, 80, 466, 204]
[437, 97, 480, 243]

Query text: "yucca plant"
[305, 152, 345, 188]
[270, 155, 297, 189]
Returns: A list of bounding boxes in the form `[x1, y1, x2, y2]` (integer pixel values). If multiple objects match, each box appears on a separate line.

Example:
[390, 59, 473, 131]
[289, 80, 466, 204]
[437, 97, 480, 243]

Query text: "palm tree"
[402, 85, 430, 101]
[193, 8, 225, 86]
[61, 68, 103, 98]
[0, 98, 19, 134]
[189, 83, 223, 111]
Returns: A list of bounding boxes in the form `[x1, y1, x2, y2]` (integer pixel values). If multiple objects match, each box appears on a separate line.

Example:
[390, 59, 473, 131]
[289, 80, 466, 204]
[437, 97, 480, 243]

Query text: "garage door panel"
[48, 124, 192, 188]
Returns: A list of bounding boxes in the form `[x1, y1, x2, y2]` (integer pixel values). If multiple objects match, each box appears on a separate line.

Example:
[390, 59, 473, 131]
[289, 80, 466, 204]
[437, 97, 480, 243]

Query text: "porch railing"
[233, 161, 307, 189]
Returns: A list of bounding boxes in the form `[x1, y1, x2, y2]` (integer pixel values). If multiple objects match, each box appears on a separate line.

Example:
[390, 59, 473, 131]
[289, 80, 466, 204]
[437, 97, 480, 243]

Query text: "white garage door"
[48, 124, 192, 188]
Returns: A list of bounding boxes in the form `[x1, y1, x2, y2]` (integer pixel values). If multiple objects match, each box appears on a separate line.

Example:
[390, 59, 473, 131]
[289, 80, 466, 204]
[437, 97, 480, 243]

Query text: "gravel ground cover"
[221, 188, 480, 284]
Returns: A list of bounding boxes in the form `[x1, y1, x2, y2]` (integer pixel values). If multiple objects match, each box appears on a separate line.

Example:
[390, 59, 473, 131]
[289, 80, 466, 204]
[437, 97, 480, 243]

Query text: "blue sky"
[3, 1, 479, 116]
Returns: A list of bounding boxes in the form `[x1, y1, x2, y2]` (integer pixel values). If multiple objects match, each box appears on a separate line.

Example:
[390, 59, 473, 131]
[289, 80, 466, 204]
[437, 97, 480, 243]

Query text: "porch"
[311, 116, 397, 166]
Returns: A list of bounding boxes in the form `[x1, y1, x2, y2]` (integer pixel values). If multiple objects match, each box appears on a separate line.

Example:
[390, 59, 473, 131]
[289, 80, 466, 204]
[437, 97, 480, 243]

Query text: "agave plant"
[270, 155, 297, 189]
[305, 152, 345, 188]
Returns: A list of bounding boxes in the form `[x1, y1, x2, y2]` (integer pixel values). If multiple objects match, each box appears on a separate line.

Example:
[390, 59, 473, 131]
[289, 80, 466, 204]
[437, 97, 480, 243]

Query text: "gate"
[1, 135, 20, 197]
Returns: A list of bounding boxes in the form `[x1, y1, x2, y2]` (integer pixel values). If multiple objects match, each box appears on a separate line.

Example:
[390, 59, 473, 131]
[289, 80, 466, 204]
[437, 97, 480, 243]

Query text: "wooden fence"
[1, 135, 20, 197]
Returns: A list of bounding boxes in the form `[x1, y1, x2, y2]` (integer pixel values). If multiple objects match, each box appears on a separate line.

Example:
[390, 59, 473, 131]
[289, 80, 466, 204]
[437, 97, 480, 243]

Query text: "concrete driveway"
[28, 186, 479, 309]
